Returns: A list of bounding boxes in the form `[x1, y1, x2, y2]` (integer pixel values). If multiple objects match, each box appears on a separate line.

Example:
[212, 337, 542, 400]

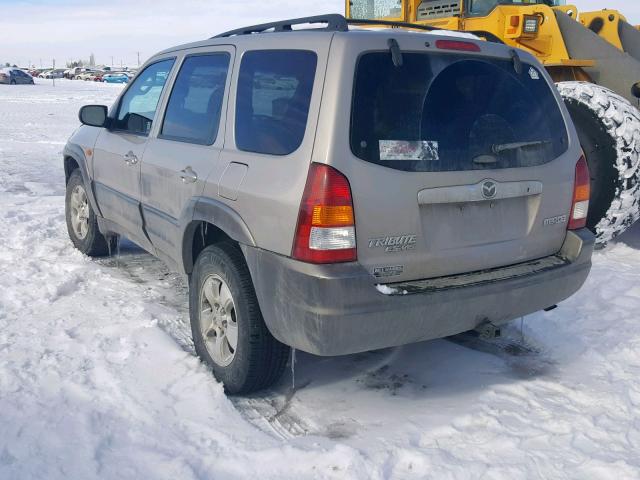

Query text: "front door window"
[113, 59, 174, 135]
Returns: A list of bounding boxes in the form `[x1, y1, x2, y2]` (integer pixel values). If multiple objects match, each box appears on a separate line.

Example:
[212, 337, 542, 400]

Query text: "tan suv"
[63, 15, 594, 394]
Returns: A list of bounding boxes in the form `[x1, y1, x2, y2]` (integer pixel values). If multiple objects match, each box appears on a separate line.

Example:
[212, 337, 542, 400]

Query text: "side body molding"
[63, 142, 103, 217]
[180, 197, 256, 274]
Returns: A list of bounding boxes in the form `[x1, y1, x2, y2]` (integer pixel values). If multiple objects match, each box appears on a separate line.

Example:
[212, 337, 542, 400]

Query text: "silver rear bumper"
[243, 229, 594, 356]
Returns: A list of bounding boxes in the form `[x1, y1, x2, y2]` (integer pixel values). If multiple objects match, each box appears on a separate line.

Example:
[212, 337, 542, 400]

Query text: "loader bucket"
[555, 10, 640, 105]
[619, 20, 640, 62]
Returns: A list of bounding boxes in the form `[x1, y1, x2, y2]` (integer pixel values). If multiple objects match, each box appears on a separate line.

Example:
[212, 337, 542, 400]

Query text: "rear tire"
[189, 243, 289, 395]
[557, 82, 640, 245]
[65, 169, 114, 257]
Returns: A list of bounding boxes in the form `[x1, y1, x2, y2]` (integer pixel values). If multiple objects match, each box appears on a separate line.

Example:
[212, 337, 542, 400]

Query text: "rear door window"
[235, 50, 317, 155]
[161, 53, 230, 145]
[350, 52, 568, 172]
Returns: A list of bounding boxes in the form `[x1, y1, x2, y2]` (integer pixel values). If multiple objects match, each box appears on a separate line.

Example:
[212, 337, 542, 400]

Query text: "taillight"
[568, 155, 590, 230]
[292, 163, 357, 264]
[435, 40, 481, 52]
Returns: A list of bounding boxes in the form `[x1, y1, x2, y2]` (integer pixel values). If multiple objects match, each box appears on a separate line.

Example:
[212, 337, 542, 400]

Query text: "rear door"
[214, 44, 326, 257]
[92, 58, 175, 249]
[141, 47, 234, 262]
[321, 36, 578, 283]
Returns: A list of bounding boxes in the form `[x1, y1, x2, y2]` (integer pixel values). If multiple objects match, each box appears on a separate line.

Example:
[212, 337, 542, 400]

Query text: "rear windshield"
[350, 52, 568, 172]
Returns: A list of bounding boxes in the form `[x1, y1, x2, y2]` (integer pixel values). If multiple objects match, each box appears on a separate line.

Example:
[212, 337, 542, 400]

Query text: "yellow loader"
[346, 0, 640, 244]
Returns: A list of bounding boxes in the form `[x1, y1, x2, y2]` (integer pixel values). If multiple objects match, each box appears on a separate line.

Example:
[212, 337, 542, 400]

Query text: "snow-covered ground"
[1, 80, 640, 479]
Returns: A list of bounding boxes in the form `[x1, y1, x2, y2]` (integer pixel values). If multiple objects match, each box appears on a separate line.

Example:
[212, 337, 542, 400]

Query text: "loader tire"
[557, 82, 640, 245]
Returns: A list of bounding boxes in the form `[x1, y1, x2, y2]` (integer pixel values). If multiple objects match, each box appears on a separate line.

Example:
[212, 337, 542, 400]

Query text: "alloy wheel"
[199, 274, 238, 367]
[69, 185, 90, 240]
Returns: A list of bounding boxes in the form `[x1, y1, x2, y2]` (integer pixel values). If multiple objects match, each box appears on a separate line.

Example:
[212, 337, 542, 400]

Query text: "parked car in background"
[68, 67, 94, 80]
[76, 70, 93, 80]
[101, 73, 129, 84]
[64, 68, 82, 79]
[43, 69, 65, 79]
[0, 68, 34, 85]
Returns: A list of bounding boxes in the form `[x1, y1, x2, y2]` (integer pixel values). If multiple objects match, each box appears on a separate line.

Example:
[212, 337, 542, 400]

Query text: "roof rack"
[213, 14, 503, 44]
[213, 14, 348, 38]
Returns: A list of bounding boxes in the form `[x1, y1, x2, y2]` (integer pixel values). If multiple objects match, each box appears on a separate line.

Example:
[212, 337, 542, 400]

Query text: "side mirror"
[79, 105, 108, 128]
[632, 82, 640, 99]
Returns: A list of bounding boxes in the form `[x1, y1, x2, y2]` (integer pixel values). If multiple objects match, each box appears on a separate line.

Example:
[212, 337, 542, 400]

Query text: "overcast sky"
[1, 0, 638, 68]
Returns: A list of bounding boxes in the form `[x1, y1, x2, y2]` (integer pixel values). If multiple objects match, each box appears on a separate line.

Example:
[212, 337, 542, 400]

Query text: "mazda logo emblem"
[482, 180, 497, 199]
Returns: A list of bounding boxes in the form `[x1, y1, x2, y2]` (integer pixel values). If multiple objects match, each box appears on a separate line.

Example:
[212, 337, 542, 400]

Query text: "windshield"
[350, 52, 568, 172]
[349, 0, 403, 19]
[468, 0, 565, 16]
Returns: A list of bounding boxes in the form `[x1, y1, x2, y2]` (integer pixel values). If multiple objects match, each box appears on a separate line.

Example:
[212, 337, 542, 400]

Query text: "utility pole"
[136, 51, 140, 66]
[110, 56, 114, 67]
[52, 59, 56, 87]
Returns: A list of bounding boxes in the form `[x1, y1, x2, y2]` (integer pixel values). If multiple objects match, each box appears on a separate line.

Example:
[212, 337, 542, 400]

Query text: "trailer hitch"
[474, 322, 502, 340]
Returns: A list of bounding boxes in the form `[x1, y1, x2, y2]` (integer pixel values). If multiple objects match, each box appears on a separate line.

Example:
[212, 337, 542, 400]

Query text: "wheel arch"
[64, 155, 80, 184]
[181, 198, 256, 275]
[63, 143, 103, 217]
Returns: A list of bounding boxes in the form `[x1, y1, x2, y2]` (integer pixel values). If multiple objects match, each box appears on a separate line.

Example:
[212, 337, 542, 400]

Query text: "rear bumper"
[243, 229, 594, 356]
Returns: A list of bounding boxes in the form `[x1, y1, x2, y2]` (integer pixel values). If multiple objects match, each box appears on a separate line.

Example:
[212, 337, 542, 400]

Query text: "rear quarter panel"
[199, 33, 333, 256]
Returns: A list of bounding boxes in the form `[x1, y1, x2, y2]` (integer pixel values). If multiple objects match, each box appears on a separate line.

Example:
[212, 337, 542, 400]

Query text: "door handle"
[180, 167, 198, 184]
[124, 151, 138, 165]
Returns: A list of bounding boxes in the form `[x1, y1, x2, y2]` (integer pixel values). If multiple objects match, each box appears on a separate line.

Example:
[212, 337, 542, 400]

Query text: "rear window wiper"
[492, 140, 549, 154]
[388, 38, 403, 68]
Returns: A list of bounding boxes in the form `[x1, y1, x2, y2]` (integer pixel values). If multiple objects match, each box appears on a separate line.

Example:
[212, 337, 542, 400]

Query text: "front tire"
[189, 243, 289, 395]
[65, 169, 113, 257]
[557, 82, 640, 244]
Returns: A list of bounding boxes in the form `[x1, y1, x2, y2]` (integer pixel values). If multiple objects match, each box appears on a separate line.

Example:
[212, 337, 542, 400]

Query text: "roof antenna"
[510, 49, 523, 75]
[388, 38, 403, 67]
